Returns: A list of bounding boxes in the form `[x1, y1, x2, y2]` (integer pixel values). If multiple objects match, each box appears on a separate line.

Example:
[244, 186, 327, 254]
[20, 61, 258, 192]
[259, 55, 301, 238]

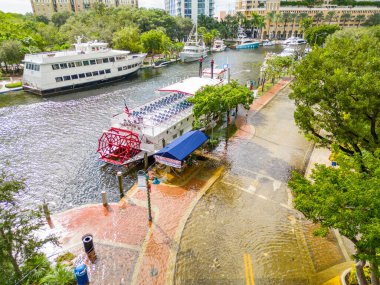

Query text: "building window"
[55, 77, 63, 82]
[63, 75, 71, 81]
[71, 74, 79, 79]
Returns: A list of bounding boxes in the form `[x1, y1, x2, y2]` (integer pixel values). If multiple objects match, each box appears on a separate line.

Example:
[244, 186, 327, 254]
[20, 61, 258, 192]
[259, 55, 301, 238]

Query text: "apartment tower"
[165, 0, 215, 23]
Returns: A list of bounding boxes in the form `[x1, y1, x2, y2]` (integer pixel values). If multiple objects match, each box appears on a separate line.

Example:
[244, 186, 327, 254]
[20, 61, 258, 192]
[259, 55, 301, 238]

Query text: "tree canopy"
[290, 27, 380, 156]
[304, 24, 341, 46]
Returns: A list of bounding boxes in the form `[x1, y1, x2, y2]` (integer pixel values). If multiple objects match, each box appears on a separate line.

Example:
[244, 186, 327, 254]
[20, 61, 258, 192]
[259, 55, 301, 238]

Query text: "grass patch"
[5, 81, 22, 88]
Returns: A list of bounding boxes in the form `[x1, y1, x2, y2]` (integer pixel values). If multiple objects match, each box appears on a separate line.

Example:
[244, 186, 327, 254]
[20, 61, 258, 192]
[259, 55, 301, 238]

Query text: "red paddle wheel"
[97, 127, 141, 165]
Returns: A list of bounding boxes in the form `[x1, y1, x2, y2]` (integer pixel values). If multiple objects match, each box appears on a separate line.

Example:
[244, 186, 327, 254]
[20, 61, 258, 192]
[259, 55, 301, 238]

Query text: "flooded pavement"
[174, 86, 345, 284]
[0, 47, 281, 212]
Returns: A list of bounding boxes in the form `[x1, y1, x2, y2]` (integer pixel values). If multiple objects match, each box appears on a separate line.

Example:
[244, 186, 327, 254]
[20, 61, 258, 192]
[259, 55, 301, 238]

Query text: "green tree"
[140, 29, 171, 59]
[304, 24, 341, 46]
[289, 149, 380, 285]
[325, 11, 336, 24]
[0, 171, 58, 280]
[112, 26, 142, 53]
[300, 17, 313, 35]
[281, 12, 291, 38]
[313, 12, 324, 25]
[355, 14, 366, 27]
[189, 81, 253, 129]
[40, 263, 76, 285]
[340, 12, 352, 26]
[363, 13, 380, 26]
[51, 11, 72, 27]
[290, 26, 380, 157]
[0, 40, 25, 73]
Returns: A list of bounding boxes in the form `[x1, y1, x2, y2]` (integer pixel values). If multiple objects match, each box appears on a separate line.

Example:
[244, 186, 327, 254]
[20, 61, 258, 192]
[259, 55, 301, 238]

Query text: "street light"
[137, 170, 160, 223]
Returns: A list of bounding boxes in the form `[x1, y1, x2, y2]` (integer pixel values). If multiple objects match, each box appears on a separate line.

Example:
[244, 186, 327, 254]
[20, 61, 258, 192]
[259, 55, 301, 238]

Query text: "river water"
[0, 47, 281, 211]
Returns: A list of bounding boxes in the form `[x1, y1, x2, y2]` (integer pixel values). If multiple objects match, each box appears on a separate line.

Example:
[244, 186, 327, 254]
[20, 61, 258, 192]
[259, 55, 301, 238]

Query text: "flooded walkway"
[174, 81, 348, 285]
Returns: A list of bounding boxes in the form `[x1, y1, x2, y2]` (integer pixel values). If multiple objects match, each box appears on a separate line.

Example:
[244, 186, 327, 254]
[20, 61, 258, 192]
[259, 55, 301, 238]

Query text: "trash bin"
[331, 161, 337, 167]
[74, 263, 89, 285]
[82, 234, 96, 262]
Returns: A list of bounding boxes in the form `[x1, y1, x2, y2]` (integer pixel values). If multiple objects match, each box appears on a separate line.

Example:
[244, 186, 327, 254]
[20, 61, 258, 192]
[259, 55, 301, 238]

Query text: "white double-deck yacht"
[179, 25, 208, 63]
[22, 37, 146, 96]
[97, 69, 226, 165]
[211, 39, 227, 52]
[283, 37, 307, 46]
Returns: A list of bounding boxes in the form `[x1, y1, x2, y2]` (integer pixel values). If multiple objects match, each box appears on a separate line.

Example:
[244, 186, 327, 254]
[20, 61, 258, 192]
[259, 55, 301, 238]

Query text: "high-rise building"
[31, 0, 138, 18]
[165, 0, 214, 22]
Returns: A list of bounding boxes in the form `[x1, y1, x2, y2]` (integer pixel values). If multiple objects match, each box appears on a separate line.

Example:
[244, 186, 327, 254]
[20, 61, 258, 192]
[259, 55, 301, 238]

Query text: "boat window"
[79, 73, 85, 78]
[55, 77, 63, 82]
[99, 70, 105, 75]
[96, 59, 103, 64]
[103, 58, 109, 63]
[34, 65, 40, 71]
[173, 134, 178, 139]
[83, 60, 90, 66]
[71, 74, 78, 79]
[68, 62, 75, 68]
[92, 71, 99, 76]
[52, 64, 59, 70]
[75, 61, 82, 67]
[109, 57, 115, 62]
[118, 67, 122, 71]
[63, 75, 71, 81]
[105, 69, 111, 74]
[127, 65, 131, 69]
[123, 66, 127, 70]
[116, 56, 125, 61]
[60, 63, 68, 69]
[90, 59, 96, 65]
[85, 72, 92, 77]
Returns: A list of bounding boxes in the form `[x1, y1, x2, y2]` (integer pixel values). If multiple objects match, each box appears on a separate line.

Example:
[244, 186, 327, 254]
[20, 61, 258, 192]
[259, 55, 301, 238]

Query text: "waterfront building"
[31, 0, 138, 18]
[165, 0, 214, 22]
[235, 0, 380, 39]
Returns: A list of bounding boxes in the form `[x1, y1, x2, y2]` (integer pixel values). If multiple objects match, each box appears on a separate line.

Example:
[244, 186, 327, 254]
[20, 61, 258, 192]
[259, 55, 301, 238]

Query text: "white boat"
[279, 47, 296, 57]
[211, 40, 227, 52]
[179, 25, 208, 63]
[97, 71, 225, 165]
[236, 37, 260, 49]
[22, 37, 146, 96]
[262, 40, 274, 46]
[283, 37, 307, 46]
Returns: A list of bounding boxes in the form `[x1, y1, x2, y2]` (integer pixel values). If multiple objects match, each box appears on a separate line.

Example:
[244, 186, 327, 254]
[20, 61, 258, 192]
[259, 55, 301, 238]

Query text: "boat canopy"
[202, 68, 226, 75]
[154, 130, 208, 161]
[157, 77, 221, 95]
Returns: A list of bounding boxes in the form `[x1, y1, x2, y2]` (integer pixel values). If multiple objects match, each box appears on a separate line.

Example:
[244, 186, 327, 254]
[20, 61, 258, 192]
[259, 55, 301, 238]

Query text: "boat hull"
[179, 51, 208, 62]
[23, 70, 139, 96]
[236, 43, 260, 49]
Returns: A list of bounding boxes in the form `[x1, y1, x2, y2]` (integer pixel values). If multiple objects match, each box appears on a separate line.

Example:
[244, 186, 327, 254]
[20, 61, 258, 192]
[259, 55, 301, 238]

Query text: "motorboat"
[179, 24, 208, 62]
[283, 37, 307, 46]
[211, 40, 227, 52]
[236, 37, 260, 49]
[262, 40, 274, 46]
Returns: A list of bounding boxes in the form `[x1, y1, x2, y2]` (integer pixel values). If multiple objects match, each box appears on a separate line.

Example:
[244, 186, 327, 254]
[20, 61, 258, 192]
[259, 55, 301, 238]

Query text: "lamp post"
[137, 170, 160, 223]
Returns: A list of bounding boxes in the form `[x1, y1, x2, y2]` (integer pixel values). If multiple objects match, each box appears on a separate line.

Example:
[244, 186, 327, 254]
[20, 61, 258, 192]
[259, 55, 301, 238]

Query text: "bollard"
[101, 191, 108, 206]
[144, 152, 148, 171]
[82, 234, 96, 263]
[211, 58, 214, 79]
[42, 199, 50, 220]
[74, 263, 89, 285]
[117, 171, 124, 198]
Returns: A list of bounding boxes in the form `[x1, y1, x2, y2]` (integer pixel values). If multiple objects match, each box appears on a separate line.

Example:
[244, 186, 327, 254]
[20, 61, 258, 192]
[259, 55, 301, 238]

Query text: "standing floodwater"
[0, 48, 280, 211]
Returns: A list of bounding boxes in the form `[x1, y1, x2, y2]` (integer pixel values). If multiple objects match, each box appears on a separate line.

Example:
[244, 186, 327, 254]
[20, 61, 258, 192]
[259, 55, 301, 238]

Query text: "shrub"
[5, 81, 22, 88]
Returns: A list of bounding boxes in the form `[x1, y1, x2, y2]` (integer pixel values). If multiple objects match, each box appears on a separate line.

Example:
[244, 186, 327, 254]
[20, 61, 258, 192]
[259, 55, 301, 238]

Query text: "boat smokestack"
[211, 59, 214, 79]
[198, 57, 203, 78]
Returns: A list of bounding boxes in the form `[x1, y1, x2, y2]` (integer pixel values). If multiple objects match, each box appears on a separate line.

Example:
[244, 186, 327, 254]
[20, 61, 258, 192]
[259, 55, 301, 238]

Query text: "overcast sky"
[0, 0, 235, 15]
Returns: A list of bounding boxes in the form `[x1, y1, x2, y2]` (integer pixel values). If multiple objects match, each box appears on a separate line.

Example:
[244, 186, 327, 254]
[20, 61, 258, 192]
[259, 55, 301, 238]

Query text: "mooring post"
[42, 199, 50, 220]
[117, 172, 124, 198]
[211, 58, 214, 79]
[101, 191, 108, 206]
[144, 152, 148, 171]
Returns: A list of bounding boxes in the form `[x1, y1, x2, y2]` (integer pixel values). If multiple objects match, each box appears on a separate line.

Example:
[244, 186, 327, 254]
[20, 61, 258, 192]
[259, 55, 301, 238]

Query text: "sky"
[0, 0, 235, 15]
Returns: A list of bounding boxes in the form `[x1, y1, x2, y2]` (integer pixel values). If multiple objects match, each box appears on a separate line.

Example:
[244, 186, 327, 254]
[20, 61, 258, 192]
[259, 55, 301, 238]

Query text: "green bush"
[348, 265, 371, 285]
[5, 81, 22, 88]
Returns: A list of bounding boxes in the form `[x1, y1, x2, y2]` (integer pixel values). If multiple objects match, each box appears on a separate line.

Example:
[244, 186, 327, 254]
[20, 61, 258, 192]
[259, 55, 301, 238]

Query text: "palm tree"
[355, 14, 366, 27]
[256, 15, 265, 39]
[274, 13, 283, 39]
[325, 11, 336, 24]
[289, 13, 297, 37]
[340, 13, 351, 27]
[314, 12, 324, 26]
[282, 12, 291, 38]
[265, 11, 276, 39]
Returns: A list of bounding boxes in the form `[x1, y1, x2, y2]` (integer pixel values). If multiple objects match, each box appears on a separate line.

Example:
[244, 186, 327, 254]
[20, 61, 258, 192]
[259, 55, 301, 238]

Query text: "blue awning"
[154, 130, 209, 161]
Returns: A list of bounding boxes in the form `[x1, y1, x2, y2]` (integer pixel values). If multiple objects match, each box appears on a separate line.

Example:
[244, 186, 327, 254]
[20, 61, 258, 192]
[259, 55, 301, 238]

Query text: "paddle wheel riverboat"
[97, 71, 226, 165]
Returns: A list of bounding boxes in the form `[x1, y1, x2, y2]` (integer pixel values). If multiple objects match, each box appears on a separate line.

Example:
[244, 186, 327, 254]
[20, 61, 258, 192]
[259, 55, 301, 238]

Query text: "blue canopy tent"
[154, 130, 209, 168]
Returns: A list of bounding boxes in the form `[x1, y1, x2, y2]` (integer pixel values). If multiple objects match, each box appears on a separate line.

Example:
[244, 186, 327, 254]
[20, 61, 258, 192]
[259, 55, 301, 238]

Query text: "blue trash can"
[331, 161, 337, 167]
[74, 263, 89, 285]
